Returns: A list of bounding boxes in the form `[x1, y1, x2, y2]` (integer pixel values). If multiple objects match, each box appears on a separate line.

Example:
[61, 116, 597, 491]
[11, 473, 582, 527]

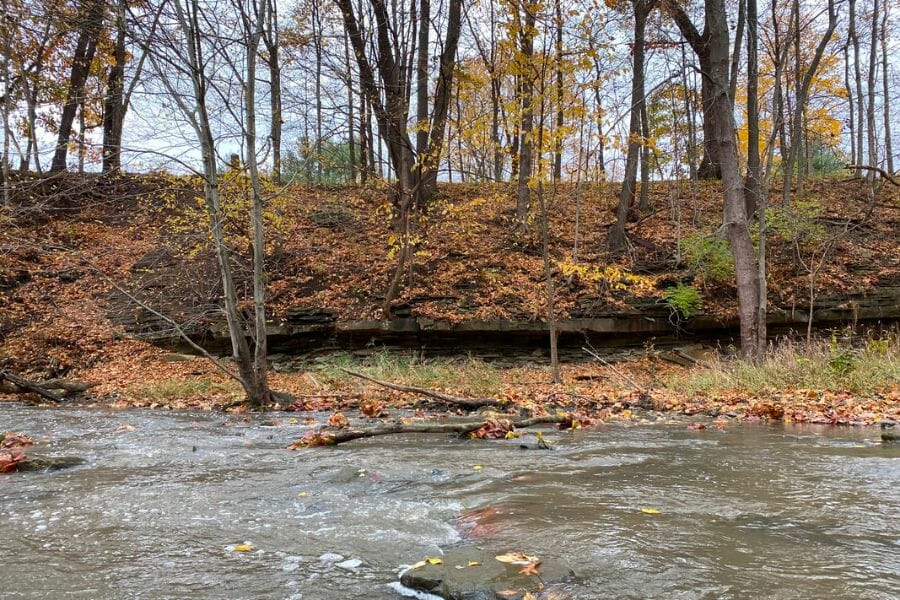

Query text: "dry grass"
[665, 334, 900, 396]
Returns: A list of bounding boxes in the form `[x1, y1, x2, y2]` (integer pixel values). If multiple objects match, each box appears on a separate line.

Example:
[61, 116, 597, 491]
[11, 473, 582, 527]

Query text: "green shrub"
[664, 284, 704, 319]
[682, 234, 734, 285]
[766, 199, 825, 248]
[827, 334, 857, 377]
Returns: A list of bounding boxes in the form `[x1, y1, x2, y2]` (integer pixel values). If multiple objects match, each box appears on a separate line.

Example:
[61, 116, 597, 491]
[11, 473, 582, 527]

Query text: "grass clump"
[666, 334, 900, 396]
[304, 349, 503, 398]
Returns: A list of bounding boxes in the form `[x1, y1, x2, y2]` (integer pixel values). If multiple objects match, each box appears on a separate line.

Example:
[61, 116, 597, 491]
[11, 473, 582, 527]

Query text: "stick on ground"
[340, 368, 503, 410]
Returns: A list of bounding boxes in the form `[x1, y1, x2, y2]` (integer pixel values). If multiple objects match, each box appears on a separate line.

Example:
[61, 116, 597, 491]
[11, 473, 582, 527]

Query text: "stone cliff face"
[116, 285, 900, 356]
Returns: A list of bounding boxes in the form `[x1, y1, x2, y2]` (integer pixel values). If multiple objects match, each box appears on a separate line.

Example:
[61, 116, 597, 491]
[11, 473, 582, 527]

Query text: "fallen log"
[289, 415, 568, 447]
[340, 368, 504, 410]
[0, 371, 98, 401]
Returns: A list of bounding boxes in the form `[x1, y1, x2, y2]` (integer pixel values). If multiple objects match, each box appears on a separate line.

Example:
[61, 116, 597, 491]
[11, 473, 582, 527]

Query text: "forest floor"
[0, 172, 898, 426]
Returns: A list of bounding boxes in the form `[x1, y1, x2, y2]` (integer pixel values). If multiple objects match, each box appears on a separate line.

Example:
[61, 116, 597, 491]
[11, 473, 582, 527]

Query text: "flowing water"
[1, 404, 898, 599]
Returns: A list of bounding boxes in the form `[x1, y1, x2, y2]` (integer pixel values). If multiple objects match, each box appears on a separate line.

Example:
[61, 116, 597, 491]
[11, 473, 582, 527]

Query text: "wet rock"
[336, 558, 363, 571]
[326, 466, 366, 483]
[18, 455, 85, 472]
[400, 547, 575, 600]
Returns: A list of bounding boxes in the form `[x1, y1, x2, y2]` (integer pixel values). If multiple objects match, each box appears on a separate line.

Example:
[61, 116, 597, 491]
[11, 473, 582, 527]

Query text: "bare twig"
[844, 165, 899, 186]
[340, 368, 503, 410]
[582, 347, 643, 392]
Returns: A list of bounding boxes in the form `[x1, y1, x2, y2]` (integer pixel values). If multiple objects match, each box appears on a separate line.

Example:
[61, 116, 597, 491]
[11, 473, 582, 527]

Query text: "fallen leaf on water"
[327, 412, 349, 429]
[518, 560, 541, 576]
[115, 424, 136, 432]
[233, 544, 254, 552]
[641, 508, 661, 515]
[0, 449, 28, 473]
[455, 561, 482, 569]
[473, 465, 483, 470]
[495, 552, 538, 565]
[297, 491, 308, 497]
[1, 432, 34, 449]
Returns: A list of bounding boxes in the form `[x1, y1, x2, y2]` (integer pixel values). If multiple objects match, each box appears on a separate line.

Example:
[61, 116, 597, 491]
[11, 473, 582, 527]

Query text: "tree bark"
[744, 0, 760, 217]
[243, 0, 274, 407]
[881, 2, 893, 174]
[263, 0, 282, 183]
[609, 0, 654, 250]
[553, 0, 564, 181]
[866, 0, 879, 180]
[850, 0, 864, 178]
[51, 0, 104, 172]
[515, 3, 536, 228]
[667, 0, 763, 360]
[102, 0, 127, 174]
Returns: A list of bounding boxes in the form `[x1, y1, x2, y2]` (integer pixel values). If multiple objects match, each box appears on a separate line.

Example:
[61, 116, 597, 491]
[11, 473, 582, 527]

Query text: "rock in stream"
[400, 547, 575, 600]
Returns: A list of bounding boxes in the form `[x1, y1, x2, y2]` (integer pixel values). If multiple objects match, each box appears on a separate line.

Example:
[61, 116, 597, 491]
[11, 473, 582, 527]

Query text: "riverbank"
[1, 174, 898, 423]
[3, 336, 897, 426]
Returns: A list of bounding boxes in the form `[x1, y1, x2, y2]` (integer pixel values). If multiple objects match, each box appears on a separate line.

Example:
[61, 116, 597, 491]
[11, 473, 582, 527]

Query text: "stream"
[1, 404, 898, 599]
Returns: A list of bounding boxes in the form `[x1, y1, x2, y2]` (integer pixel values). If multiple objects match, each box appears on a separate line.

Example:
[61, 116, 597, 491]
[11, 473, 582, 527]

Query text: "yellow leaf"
[495, 552, 538, 565]
[233, 544, 254, 552]
[473, 465, 483, 470]
[298, 491, 308, 497]
[641, 508, 661, 515]
[427, 557, 443, 565]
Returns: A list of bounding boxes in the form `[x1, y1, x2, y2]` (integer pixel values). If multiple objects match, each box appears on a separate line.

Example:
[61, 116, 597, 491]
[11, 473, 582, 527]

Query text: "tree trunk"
[638, 96, 650, 212]
[744, 0, 760, 217]
[845, 43, 856, 170]
[866, 0, 879, 180]
[553, 0, 564, 181]
[416, 0, 430, 157]
[671, 0, 763, 361]
[881, 2, 893, 174]
[696, 51, 723, 179]
[264, 0, 282, 184]
[51, 0, 104, 172]
[345, 29, 356, 183]
[102, 0, 127, 174]
[313, 2, 323, 183]
[243, 1, 273, 407]
[608, 0, 652, 250]
[850, 0, 864, 177]
[515, 4, 536, 228]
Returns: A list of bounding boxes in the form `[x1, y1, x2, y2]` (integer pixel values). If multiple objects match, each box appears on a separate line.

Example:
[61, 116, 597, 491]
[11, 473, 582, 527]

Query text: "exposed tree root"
[340, 368, 504, 410]
[289, 415, 569, 447]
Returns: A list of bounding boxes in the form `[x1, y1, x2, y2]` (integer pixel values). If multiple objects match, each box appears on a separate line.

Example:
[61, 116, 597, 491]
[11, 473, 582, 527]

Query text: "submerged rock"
[400, 547, 575, 600]
[18, 455, 85, 472]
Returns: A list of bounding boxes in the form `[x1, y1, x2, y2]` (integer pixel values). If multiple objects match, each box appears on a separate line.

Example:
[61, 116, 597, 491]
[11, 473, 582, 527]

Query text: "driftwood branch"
[844, 165, 900, 186]
[0, 370, 62, 402]
[295, 415, 567, 447]
[340, 368, 503, 410]
[0, 371, 97, 402]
